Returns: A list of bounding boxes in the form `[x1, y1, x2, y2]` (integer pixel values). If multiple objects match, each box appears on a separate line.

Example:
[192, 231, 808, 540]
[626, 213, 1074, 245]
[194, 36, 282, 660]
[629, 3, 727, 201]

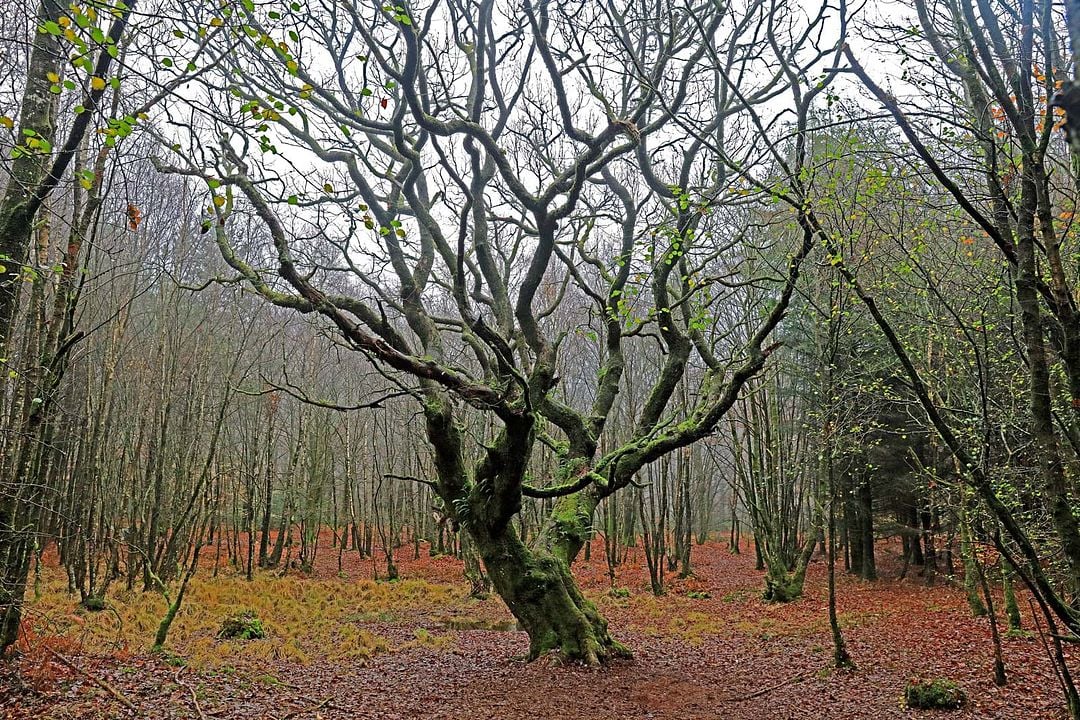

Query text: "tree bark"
[857, 480, 876, 581]
[473, 525, 627, 664]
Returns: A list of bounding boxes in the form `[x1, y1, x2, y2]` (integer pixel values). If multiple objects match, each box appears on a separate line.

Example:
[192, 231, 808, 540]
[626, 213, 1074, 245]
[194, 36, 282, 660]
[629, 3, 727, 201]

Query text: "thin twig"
[174, 667, 207, 720]
[384, 472, 437, 489]
[1030, 598, 1068, 694]
[42, 646, 138, 713]
[718, 672, 808, 703]
[278, 696, 336, 719]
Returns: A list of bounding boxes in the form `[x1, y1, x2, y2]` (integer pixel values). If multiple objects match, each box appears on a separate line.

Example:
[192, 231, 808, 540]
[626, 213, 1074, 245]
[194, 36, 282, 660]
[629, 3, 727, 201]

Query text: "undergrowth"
[218, 610, 266, 640]
[21, 567, 465, 670]
[604, 588, 888, 643]
[904, 678, 966, 710]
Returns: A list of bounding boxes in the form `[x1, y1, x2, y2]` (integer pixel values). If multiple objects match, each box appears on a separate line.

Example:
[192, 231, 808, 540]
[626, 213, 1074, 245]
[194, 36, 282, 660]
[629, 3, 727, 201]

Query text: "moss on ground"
[904, 678, 966, 710]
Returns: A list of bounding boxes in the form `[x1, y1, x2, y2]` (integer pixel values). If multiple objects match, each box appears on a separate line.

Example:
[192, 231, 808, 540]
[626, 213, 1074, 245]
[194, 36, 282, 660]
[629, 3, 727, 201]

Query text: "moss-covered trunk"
[422, 383, 623, 664]
[763, 561, 807, 603]
[542, 492, 599, 564]
[474, 525, 626, 665]
[761, 527, 820, 603]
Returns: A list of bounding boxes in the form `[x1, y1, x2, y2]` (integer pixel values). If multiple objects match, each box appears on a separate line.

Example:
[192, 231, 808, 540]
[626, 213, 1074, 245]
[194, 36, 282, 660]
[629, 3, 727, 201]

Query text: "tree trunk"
[857, 480, 876, 580]
[827, 461, 852, 668]
[257, 426, 273, 567]
[921, 507, 938, 585]
[907, 506, 924, 565]
[1003, 560, 1022, 632]
[0, 0, 62, 353]
[461, 531, 490, 599]
[474, 525, 626, 664]
[960, 505, 986, 617]
[762, 528, 819, 603]
[844, 474, 862, 575]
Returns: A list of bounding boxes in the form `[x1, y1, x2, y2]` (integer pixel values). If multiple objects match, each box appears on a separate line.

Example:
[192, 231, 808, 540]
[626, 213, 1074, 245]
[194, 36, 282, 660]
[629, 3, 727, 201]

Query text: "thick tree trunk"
[473, 525, 626, 665]
[762, 528, 819, 603]
[267, 504, 288, 568]
[542, 492, 598, 564]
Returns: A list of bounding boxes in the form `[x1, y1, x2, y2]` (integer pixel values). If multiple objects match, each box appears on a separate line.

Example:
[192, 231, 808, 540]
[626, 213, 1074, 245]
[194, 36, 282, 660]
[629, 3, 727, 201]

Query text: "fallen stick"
[43, 645, 139, 713]
[278, 696, 335, 719]
[174, 667, 208, 720]
[719, 672, 808, 703]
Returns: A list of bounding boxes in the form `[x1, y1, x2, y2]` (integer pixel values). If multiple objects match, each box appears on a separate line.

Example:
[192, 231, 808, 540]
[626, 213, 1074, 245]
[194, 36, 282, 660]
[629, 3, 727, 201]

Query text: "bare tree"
[150, 0, 844, 662]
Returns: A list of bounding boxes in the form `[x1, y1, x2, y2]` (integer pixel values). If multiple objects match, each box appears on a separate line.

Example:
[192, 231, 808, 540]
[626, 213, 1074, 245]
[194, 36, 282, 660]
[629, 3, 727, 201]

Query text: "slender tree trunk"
[857, 480, 875, 581]
[960, 505, 987, 616]
[257, 413, 274, 567]
[975, 556, 1007, 686]
[828, 456, 852, 668]
[1003, 560, 1022, 632]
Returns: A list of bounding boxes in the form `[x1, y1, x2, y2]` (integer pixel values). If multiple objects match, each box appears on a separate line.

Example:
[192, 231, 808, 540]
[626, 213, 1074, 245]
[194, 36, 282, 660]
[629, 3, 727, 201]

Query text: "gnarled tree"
[157, 0, 846, 663]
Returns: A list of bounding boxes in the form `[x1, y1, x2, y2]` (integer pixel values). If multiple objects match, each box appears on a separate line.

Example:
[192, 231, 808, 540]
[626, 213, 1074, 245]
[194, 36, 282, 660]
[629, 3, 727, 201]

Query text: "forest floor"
[1, 536, 1074, 719]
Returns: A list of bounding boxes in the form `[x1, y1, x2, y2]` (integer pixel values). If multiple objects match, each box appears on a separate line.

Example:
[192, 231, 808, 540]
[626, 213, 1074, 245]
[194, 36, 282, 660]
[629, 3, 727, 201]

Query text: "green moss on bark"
[476, 527, 628, 665]
[763, 565, 806, 602]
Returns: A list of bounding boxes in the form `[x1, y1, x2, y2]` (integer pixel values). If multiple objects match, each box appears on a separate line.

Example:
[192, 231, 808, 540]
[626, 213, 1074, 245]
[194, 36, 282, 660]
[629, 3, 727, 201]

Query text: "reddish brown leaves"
[126, 203, 142, 231]
[6, 539, 1075, 719]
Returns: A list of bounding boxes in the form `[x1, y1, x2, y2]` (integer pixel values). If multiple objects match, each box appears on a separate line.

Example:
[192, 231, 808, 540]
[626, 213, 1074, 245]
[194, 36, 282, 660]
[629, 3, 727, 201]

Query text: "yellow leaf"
[210, 17, 223, 27]
[90, 76, 106, 91]
[47, 72, 60, 83]
[212, 195, 225, 208]
[0, 116, 12, 130]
